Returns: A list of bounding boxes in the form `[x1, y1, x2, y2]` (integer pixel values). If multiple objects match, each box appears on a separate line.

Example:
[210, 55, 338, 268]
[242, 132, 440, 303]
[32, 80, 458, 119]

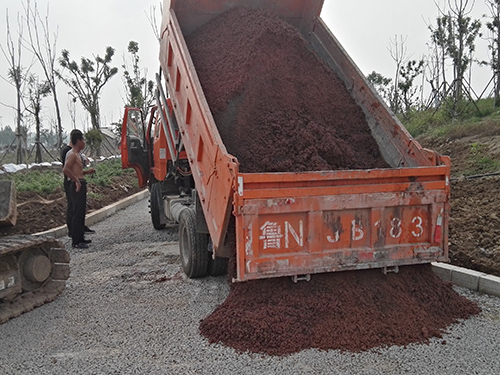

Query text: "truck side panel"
[160, 10, 237, 251]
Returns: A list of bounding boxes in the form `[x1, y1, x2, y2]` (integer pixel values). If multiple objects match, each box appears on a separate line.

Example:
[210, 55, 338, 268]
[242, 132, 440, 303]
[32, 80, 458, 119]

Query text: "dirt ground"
[419, 133, 500, 277]
[0, 171, 141, 238]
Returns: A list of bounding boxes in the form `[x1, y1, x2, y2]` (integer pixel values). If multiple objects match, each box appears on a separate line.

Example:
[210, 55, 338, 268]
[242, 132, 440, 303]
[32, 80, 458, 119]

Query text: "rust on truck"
[122, 0, 450, 282]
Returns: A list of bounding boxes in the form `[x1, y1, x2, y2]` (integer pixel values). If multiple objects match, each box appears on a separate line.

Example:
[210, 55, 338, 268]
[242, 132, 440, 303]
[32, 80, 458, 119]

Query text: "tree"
[398, 59, 425, 116]
[24, 0, 63, 148]
[25, 74, 51, 162]
[486, 0, 500, 107]
[58, 46, 118, 130]
[428, 15, 449, 97]
[367, 71, 393, 106]
[1, 10, 30, 164]
[123, 41, 154, 119]
[84, 128, 103, 161]
[430, 0, 481, 101]
[0, 125, 16, 146]
[388, 35, 409, 114]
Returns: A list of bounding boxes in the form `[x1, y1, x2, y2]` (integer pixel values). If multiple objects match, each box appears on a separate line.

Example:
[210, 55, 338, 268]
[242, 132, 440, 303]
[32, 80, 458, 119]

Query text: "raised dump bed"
[122, 0, 450, 282]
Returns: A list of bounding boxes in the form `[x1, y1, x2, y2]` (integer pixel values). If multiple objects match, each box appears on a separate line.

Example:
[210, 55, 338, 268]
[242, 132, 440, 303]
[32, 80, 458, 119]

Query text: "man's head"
[69, 129, 81, 147]
[70, 130, 85, 150]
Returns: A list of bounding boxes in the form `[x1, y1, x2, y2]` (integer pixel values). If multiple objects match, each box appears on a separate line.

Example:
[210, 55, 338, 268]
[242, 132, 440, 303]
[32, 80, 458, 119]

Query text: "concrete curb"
[432, 262, 500, 298]
[35, 189, 149, 239]
[32, 188, 500, 299]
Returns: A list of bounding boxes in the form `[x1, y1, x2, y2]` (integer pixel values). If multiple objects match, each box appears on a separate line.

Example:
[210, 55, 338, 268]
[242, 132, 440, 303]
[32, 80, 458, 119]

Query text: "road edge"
[432, 262, 500, 297]
[35, 189, 149, 239]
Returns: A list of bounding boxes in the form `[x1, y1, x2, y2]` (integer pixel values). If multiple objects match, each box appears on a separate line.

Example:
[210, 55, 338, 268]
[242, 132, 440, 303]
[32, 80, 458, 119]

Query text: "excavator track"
[0, 235, 70, 324]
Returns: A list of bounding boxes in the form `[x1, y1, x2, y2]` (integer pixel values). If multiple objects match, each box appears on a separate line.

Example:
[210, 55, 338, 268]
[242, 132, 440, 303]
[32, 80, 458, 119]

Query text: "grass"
[401, 97, 500, 177]
[87, 191, 105, 200]
[465, 142, 500, 175]
[3, 169, 63, 194]
[1, 158, 134, 194]
[89, 158, 127, 186]
[403, 97, 500, 139]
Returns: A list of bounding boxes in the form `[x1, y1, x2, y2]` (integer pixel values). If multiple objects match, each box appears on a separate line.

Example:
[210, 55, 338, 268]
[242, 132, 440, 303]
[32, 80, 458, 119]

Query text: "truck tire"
[207, 241, 228, 276]
[179, 208, 209, 278]
[150, 183, 166, 230]
[208, 256, 228, 276]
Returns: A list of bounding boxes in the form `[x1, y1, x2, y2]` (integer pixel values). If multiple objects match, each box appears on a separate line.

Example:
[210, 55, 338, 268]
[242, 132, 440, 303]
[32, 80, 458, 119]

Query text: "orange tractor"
[121, 0, 450, 282]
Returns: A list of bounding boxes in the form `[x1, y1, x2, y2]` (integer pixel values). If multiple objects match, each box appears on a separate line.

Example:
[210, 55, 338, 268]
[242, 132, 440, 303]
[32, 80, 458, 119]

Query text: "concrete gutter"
[35, 189, 149, 239]
[33, 188, 500, 298]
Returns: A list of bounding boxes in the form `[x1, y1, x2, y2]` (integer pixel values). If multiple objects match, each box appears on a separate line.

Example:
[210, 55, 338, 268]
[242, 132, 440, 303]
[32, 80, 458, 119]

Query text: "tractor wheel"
[150, 182, 166, 230]
[179, 208, 209, 278]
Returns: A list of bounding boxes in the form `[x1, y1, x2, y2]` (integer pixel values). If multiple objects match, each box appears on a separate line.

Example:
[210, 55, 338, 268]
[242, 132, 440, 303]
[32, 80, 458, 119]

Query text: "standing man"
[61, 130, 96, 238]
[63, 130, 96, 249]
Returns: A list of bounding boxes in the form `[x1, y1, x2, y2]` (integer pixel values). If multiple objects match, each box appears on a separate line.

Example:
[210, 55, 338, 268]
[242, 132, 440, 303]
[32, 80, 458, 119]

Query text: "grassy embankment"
[403, 98, 500, 176]
[0, 159, 137, 199]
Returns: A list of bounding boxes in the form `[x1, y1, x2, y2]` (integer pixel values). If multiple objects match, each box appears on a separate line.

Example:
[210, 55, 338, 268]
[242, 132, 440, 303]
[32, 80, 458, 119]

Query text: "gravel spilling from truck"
[186, 7, 389, 173]
[200, 265, 480, 356]
[186, 7, 480, 355]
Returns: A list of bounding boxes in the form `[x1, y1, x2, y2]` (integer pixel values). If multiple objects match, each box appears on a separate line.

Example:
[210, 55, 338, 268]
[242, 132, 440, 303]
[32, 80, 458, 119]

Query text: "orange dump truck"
[121, 0, 450, 282]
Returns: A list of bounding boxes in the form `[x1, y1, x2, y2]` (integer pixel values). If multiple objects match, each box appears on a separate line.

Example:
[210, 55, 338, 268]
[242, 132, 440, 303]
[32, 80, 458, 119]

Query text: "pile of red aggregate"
[200, 265, 480, 356]
[186, 7, 389, 173]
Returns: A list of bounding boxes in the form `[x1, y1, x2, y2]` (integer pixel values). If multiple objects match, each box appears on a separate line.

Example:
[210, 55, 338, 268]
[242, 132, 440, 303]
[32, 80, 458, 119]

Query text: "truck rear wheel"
[207, 241, 228, 276]
[150, 183, 166, 230]
[208, 257, 228, 276]
[179, 208, 209, 278]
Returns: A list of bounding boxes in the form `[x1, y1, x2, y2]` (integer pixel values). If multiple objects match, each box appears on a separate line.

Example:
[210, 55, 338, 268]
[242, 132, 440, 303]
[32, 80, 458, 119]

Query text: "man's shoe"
[72, 242, 89, 249]
[84, 226, 96, 234]
[81, 238, 92, 244]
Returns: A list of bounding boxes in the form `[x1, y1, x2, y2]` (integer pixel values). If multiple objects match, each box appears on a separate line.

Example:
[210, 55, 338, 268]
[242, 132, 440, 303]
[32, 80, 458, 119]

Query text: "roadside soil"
[419, 133, 500, 277]
[0, 171, 141, 238]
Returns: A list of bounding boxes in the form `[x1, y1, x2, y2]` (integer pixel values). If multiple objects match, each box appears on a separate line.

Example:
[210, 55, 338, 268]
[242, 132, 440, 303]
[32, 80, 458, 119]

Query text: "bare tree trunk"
[24, 0, 63, 148]
[53, 84, 63, 148]
[455, 3, 465, 101]
[2, 11, 28, 165]
[16, 81, 23, 164]
[90, 109, 100, 130]
[35, 115, 42, 163]
[496, 2, 500, 107]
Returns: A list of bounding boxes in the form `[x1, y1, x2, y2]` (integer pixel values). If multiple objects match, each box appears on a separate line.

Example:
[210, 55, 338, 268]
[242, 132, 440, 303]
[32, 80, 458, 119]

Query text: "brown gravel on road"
[200, 265, 480, 356]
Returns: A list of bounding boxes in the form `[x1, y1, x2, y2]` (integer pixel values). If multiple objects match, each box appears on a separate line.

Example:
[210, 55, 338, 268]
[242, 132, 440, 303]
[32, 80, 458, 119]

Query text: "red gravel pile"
[199, 265, 480, 356]
[186, 7, 389, 173]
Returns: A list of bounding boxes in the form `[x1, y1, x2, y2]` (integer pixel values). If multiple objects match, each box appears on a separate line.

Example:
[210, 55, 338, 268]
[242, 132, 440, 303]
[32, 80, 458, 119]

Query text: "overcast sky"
[0, 0, 492, 135]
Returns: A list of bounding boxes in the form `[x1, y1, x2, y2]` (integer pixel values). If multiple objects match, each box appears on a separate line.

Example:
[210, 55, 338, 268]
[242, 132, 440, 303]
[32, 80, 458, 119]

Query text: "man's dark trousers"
[64, 178, 73, 235]
[70, 180, 87, 246]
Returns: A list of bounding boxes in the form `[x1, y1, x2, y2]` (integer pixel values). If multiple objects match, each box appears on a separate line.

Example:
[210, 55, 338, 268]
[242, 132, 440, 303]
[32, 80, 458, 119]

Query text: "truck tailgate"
[234, 166, 449, 281]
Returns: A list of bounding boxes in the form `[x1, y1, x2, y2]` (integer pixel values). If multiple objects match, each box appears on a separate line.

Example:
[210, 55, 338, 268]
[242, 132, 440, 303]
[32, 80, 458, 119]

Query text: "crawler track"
[0, 235, 70, 324]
